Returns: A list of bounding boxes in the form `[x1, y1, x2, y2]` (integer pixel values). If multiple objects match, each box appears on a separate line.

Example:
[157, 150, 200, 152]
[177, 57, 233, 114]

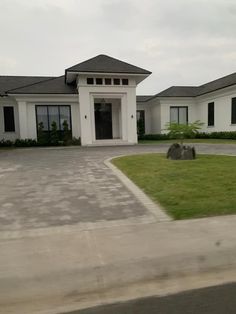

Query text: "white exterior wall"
[78, 75, 137, 145]
[14, 95, 80, 140]
[0, 97, 20, 140]
[196, 85, 236, 132]
[136, 102, 152, 134]
[150, 99, 161, 134]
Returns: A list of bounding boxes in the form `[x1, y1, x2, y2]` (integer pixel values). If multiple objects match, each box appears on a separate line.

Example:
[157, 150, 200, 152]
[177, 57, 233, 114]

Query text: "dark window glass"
[170, 107, 188, 124]
[87, 78, 94, 85]
[4, 106, 15, 132]
[105, 78, 112, 85]
[36, 105, 72, 140]
[137, 110, 145, 135]
[122, 79, 129, 85]
[59, 106, 71, 130]
[96, 78, 103, 85]
[48, 106, 59, 130]
[232, 98, 236, 124]
[36, 106, 49, 130]
[113, 78, 120, 85]
[208, 102, 214, 126]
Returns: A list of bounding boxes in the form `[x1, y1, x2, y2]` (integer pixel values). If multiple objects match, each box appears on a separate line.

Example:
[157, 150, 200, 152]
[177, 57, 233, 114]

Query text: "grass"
[112, 154, 236, 220]
[139, 139, 236, 144]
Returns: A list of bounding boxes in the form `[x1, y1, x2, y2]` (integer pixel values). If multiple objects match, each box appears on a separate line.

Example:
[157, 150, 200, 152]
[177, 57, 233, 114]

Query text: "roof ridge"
[7, 75, 64, 93]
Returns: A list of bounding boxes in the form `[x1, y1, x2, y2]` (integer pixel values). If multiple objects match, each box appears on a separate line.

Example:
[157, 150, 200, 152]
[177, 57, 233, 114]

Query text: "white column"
[18, 101, 28, 139]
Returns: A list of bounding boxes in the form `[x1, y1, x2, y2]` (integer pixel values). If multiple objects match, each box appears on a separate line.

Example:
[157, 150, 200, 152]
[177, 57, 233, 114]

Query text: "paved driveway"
[0, 144, 235, 233]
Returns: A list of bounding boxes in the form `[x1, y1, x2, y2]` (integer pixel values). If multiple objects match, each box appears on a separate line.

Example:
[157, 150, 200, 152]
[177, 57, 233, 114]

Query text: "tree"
[37, 122, 49, 145]
[50, 121, 59, 145]
[165, 120, 204, 145]
[165, 120, 204, 160]
[62, 120, 72, 144]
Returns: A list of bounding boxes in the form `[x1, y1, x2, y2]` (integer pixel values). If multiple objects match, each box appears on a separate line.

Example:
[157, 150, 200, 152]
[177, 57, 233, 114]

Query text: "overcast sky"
[0, 0, 236, 94]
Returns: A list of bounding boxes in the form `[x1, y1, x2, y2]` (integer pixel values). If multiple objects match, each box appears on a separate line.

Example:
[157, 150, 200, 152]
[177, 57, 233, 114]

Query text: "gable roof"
[7, 76, 77, 94]
[0, 76, 53, 96]
[66, 54, 151, 75]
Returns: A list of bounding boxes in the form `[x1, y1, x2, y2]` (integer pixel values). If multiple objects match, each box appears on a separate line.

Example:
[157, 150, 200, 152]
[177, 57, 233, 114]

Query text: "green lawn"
[112, 154, 236, 220]
[139, 139, 236, 145]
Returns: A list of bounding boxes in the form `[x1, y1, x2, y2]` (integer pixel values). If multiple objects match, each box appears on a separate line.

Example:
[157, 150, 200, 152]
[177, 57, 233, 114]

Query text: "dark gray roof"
[0, 76, 53, 95]
[153, 72, 236, 98]
[7, 76, 77, 94]
[155, 86, 199, 97]
[136, 95, 153, 102]
[198, 72, 236, 96]
[66, 54, 151, 75]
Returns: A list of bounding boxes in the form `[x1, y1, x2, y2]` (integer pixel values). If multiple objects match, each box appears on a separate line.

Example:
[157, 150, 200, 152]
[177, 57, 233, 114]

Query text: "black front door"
[95, 103, 113, 140]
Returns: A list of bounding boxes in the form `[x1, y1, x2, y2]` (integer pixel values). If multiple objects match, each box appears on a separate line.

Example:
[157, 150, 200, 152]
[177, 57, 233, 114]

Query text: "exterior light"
[85, 115, 87, 119]
[131, 114, 134, 118]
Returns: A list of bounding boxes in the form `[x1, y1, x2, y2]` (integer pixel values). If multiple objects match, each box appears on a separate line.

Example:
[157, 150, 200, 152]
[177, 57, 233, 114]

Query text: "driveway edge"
[104, 157, 171, 222]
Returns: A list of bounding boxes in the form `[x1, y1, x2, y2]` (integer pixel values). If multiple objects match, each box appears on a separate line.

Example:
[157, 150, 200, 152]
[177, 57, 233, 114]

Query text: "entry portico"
[65, 55, 151, 145]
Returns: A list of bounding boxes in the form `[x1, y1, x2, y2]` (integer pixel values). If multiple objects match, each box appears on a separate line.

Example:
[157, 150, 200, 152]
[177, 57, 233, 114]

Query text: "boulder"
[167, 143, 196, 160]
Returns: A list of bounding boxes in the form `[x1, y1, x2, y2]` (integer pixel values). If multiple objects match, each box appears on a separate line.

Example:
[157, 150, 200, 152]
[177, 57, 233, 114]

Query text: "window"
[137, 110, 145, 135]
[105, 78, 112, 85]
[87, 78, 94, 85]
[208, 102, 214, 126]
[113, 78, 120, 85]
[170, 106, 188, 124]
[231, 98, 236, 124]
[4, 106, 15, 132]
[122, 79, 129, 85]
[96, 78, 103, 85]
[36, 105, 72, 139]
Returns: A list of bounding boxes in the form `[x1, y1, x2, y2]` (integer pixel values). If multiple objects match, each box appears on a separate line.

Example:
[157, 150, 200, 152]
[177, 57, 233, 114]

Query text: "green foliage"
[196, 131, 236, 140]
[14, 139, 38, 147]
[62, 120, 72, 144]
[165, 120, 204, 143]
[113, 154, 236, 219]
[138, 133, 169, 141]
[37, 122, 49, 145]
[50, 121, 59, 145]
[0, 139, 14, 147]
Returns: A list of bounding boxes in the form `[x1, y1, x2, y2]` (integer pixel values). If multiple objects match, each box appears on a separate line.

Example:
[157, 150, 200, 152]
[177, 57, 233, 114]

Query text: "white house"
[0, 54, 236, 146]
[137, 73, 236, 135]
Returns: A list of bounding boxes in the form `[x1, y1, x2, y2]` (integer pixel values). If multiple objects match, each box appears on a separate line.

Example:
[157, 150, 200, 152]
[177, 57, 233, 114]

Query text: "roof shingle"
[66, 54, 151, 75]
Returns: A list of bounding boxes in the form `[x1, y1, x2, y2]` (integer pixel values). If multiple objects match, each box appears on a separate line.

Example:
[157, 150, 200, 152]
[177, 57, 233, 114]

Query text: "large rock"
[167, 143, 196, 160]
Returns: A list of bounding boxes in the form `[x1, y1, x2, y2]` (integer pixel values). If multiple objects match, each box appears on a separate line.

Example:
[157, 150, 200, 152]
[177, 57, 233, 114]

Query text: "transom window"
[86, 77, 129, 86]
[170, 106, 188, 124]
[36, 105, 71, 135]
[96, 78, 103, 85]
[87, 78, 94, 85]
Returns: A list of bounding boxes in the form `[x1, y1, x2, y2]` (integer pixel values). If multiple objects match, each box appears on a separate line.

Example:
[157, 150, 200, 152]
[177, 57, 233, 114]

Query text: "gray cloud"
[0, 0, 235, 94]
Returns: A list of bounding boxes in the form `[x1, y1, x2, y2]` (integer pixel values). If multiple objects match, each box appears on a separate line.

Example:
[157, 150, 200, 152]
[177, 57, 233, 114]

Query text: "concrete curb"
[104, 157, 171, 222]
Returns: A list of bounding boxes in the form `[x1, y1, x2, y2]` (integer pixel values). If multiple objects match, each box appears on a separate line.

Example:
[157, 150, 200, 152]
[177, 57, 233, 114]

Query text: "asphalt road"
[62, 282, 236, 314]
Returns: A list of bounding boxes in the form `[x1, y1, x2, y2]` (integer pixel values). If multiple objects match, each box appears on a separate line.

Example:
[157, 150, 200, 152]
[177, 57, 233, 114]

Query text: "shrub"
[138, 133, 169, 140]
[0, 139, 14, 147]
[14, 139, 38, 147]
